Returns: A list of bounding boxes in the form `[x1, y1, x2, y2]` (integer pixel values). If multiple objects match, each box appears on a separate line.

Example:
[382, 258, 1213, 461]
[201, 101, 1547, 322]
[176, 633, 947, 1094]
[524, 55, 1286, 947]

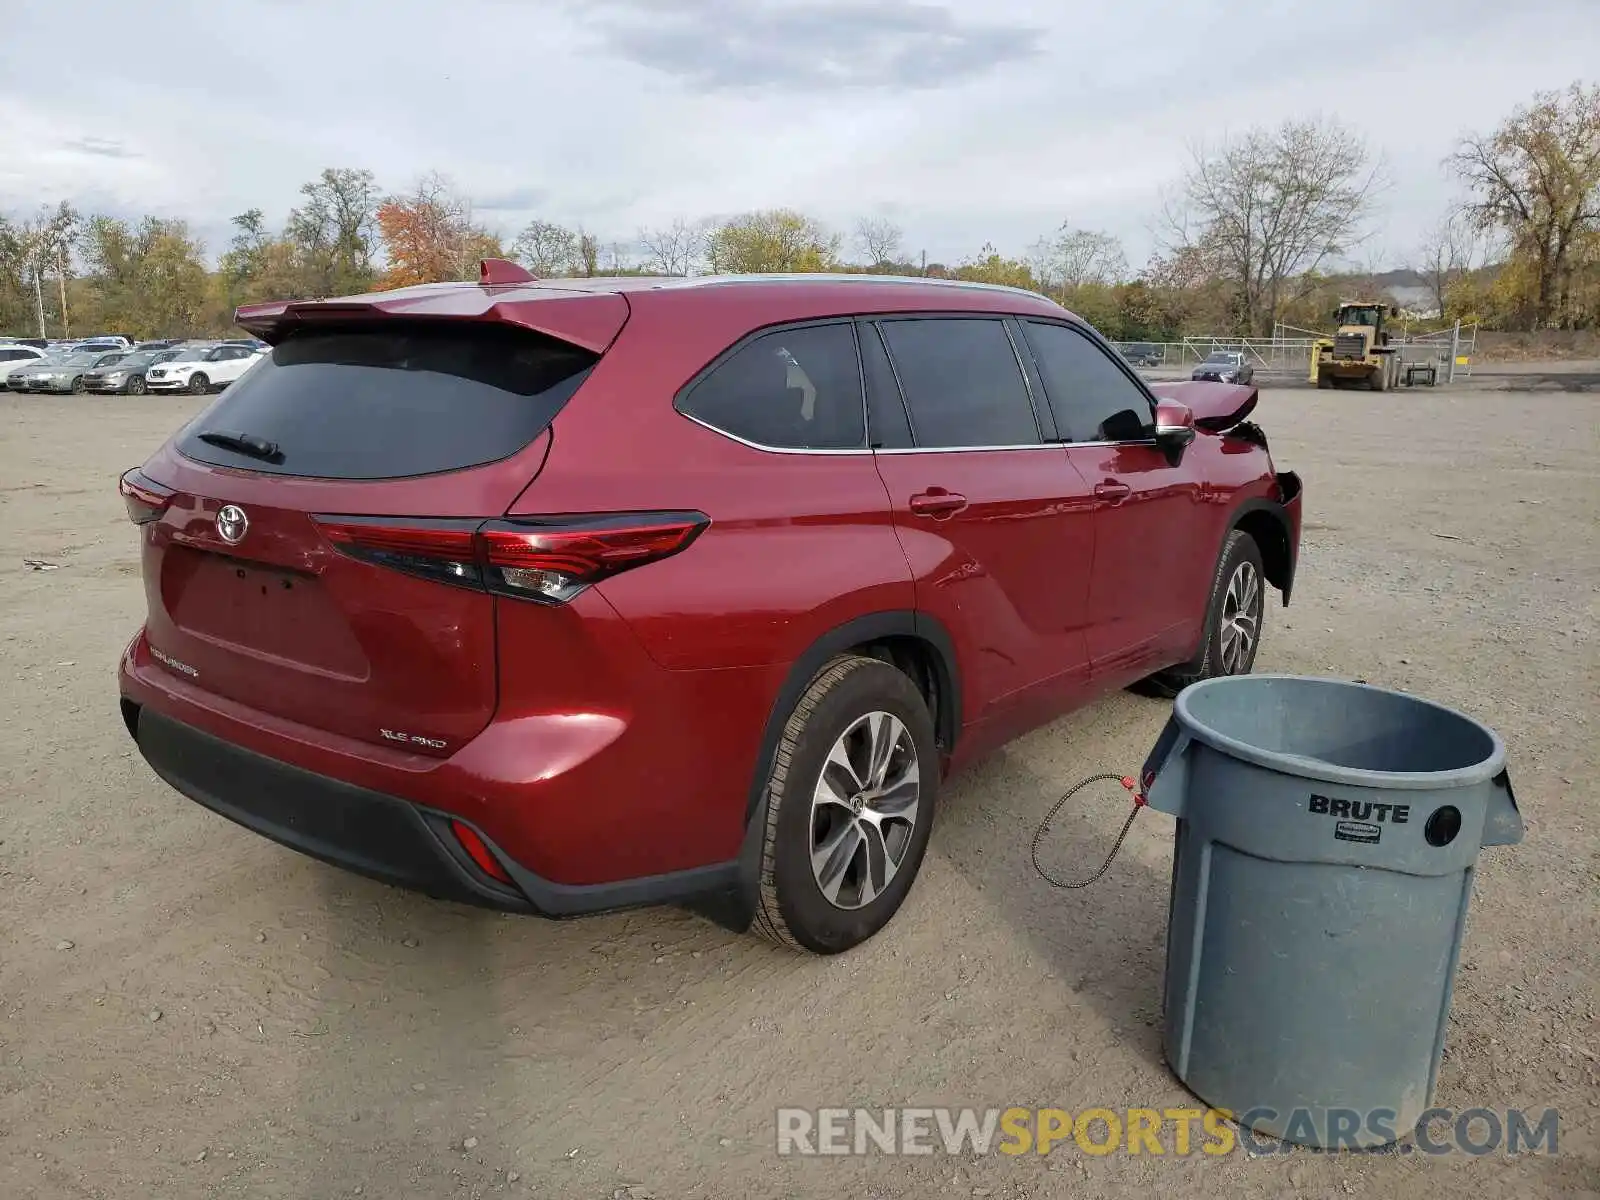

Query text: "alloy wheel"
[808, 711, 921, 910]
[1219, 560, 1261, 673]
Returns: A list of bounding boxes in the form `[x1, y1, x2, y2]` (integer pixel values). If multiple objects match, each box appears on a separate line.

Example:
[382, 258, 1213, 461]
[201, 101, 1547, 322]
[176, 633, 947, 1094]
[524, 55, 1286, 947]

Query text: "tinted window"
[1023, 321, 1153, 443]
[679, 322, 864, 450]
[860, 322, 912, 450]
[877, 318, 1039, 448]
[176, 322, 597, 479]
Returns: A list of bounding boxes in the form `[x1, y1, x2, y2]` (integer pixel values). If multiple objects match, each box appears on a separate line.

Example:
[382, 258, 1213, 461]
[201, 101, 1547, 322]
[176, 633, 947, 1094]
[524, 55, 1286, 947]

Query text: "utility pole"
[920, 249, 926, 277]
[56, 242, 69, 339]
[1447, 319, 1460, 384]
[32, 262, 46, 340]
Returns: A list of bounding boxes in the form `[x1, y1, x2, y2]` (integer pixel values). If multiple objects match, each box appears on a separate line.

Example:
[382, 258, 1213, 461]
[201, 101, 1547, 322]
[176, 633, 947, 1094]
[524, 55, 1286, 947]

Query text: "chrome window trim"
[679, 409, 1141, 456]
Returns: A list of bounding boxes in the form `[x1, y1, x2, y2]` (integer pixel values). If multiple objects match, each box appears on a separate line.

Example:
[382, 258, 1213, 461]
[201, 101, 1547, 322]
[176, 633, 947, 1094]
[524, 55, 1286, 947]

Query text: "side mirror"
[1154, 399, 1196, 461]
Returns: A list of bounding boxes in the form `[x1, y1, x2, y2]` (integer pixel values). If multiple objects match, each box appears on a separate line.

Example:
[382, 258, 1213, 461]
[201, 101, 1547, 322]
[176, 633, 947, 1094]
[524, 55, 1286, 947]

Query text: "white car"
[0, 343, 49, 382]
[145, 344, 263, 394]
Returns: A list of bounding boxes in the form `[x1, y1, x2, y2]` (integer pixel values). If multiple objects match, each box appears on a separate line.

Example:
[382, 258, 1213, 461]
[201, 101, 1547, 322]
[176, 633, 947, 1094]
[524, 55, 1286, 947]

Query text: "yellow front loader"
[1314, 302, 1403, 391]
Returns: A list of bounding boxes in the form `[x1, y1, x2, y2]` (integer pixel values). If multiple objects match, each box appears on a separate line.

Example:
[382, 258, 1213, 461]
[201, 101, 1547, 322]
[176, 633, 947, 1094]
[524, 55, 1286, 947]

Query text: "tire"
[1143, 530, 1266, 698]
[752, 655, 939, 954]
[187, 373, 210, 394]
[70, 376, 87, 394]
[1316, 373, 1333, 389]
[126, 375, 146, 396]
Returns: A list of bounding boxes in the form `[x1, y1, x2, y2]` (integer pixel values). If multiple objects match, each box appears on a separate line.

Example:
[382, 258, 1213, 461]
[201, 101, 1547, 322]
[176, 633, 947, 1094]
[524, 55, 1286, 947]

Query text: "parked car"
[83, 348, 186, 395]
[144, 344, 262, 393]
[1192, 350, 1254, 384]
[116, 271, 1303, 954]
[1121, 342, 1164, 367]
[70, 336, 132, 353]
[1, 336, 50, 349]
[10, 350, 127, 393]
[0, 342, 49, 382]
[133, 339, 185, 353]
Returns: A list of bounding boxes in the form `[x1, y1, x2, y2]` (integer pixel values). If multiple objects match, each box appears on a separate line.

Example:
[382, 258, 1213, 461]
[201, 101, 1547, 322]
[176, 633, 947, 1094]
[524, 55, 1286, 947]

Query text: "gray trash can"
[1140, 674, 1522, 1149]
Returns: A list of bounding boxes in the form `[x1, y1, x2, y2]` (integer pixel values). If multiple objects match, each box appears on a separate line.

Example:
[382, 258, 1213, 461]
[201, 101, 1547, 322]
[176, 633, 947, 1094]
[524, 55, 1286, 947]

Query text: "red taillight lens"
[479, 513, 708, 603]
[311, 512, 709, 603]
[119, 468, 174, 525]
[449, 819, 514, 886]
[316, 518, 483, 589]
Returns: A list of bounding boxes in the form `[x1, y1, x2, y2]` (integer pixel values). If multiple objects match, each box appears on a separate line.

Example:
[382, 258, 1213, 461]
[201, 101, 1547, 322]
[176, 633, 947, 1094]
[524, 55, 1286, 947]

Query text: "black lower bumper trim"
[129, 705, 745, 920]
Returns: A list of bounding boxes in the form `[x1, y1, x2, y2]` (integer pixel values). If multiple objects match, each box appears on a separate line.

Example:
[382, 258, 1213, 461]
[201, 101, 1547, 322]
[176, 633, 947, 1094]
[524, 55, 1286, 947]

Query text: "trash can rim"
[1173, 674, 1506, 791]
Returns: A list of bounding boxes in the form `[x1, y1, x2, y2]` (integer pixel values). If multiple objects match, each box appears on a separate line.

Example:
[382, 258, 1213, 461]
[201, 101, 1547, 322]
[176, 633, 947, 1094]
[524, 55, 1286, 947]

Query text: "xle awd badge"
[216, 504, 248, 545]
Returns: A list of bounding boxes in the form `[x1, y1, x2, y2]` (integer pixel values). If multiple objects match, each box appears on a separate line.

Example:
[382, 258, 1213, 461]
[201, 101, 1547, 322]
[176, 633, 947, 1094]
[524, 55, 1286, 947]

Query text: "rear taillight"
[316, 518, 482, 589]
[119, 467, 174, 524]
[313, 512, 708, 603]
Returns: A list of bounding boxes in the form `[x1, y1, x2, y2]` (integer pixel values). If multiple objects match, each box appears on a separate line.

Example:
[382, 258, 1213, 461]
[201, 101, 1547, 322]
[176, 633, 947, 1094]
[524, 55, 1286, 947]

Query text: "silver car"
[11, 350, 129, 394]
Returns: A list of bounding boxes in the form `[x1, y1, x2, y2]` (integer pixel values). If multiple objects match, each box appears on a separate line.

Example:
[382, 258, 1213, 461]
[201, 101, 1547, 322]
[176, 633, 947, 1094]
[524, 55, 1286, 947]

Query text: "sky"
[3, 0, 1596, 272]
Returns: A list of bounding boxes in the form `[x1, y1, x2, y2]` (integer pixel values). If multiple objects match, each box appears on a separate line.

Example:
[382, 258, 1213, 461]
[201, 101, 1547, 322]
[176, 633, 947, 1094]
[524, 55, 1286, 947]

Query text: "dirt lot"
[1, 385, 1596, 1200]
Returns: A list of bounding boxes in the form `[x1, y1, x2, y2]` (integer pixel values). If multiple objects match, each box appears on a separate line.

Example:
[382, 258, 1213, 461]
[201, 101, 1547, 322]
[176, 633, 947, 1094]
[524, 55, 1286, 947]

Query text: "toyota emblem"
[215, 504, 249, 545]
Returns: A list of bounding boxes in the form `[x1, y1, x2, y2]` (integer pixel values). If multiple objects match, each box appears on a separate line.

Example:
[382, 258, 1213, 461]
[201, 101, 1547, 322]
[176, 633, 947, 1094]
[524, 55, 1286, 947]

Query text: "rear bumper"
[122, 699, 748, 919]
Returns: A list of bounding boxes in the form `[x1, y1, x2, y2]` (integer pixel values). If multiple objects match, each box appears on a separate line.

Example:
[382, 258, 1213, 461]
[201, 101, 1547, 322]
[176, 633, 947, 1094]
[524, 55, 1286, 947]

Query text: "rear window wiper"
[196, 430, 284, 463]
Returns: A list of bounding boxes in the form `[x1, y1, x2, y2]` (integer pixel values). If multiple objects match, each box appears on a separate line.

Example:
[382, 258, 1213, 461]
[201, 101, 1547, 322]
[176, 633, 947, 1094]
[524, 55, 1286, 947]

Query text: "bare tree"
[639, 217, 704, 277]
[1449, 82, 1600, 328]
[1028, 222, 1127, 297]
[1167, 117, 1383, 335]
[852, 216, 903, 269]
[1413, 213, 1488, 319]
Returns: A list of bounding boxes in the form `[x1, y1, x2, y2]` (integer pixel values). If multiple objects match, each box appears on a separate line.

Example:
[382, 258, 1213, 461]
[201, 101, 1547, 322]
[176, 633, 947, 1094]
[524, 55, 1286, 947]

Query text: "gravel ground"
[0, 385, 1596, 1200]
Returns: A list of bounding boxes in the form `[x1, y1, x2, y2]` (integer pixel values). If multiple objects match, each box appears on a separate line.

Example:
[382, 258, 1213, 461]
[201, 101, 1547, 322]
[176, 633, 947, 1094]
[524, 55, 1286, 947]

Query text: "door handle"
[908, 489, 969, 518]
[1094, 480, 1131, 503]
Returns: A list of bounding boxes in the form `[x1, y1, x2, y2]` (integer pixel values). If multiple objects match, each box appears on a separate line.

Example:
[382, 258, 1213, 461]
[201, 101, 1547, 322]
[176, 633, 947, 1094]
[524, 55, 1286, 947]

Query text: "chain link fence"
[1112, 322, 1480, 383]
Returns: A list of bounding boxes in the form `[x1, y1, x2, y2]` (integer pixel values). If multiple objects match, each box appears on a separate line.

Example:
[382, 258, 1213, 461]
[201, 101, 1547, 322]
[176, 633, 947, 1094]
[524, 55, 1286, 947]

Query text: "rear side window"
[176, 323, 597, 479]
[876, 318, 1040, 448]
[678, 322, 865, 450]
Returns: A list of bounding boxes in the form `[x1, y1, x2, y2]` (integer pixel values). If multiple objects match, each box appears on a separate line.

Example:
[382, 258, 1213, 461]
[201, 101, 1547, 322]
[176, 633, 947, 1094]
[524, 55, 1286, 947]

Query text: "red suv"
[117, 267, 1301, 954]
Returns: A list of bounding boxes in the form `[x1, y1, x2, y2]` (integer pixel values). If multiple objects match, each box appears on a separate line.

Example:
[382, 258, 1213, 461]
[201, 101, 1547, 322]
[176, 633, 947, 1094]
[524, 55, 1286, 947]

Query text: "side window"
[876, 317, 1040, 448]
[859, 321, 912, 449]
[678, 322, 864, 450]
[1022, 321, 1153, 443]
[0, 349, 23, 362]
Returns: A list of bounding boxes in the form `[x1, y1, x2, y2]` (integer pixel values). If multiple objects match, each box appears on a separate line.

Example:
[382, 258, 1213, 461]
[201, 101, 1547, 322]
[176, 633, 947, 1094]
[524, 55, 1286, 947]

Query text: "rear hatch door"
[133, 306, 621, 754]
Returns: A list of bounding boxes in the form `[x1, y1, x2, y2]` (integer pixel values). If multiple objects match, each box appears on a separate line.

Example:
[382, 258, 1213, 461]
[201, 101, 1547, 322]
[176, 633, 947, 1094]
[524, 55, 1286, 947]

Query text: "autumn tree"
[376, 174, 503, 288]
[1168, 117, 1382, 335]
[1449, 82, 1600, 329]
[704, 210, 839, 273]
[953, 243, 1037, 290]
[75, 215, 208, 337]
[512, 220, 581, 276]
[285, 167, 379, 296]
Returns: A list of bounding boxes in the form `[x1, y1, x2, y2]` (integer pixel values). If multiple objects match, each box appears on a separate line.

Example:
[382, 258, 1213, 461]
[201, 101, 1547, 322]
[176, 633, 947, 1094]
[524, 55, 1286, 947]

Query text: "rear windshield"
[175, 322, 598, 479]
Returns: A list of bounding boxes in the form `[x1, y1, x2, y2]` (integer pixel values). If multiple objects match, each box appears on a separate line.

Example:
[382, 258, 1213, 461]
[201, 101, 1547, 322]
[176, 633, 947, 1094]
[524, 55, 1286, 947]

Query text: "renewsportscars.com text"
[775, 1106, 1561, 1157]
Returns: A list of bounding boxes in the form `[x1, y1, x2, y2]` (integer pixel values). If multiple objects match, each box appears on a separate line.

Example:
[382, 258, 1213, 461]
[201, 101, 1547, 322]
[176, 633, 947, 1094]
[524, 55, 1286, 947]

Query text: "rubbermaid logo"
[1335, 819, 1381, 844]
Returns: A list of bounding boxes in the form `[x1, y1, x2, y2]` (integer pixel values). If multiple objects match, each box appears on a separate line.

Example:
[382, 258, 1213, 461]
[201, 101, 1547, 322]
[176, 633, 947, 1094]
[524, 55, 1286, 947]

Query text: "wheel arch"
[1228, 496, 1295, 605]
[743, 610, 961, 823]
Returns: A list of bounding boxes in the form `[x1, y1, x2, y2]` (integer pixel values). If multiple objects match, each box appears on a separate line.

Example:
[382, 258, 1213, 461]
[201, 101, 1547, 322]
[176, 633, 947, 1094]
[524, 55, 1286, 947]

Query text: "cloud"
[472, 186, 551, 212]
[61, 136, 139, 159]
[0, 0, 1596, 272]
[570, 0, 1045, 90]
